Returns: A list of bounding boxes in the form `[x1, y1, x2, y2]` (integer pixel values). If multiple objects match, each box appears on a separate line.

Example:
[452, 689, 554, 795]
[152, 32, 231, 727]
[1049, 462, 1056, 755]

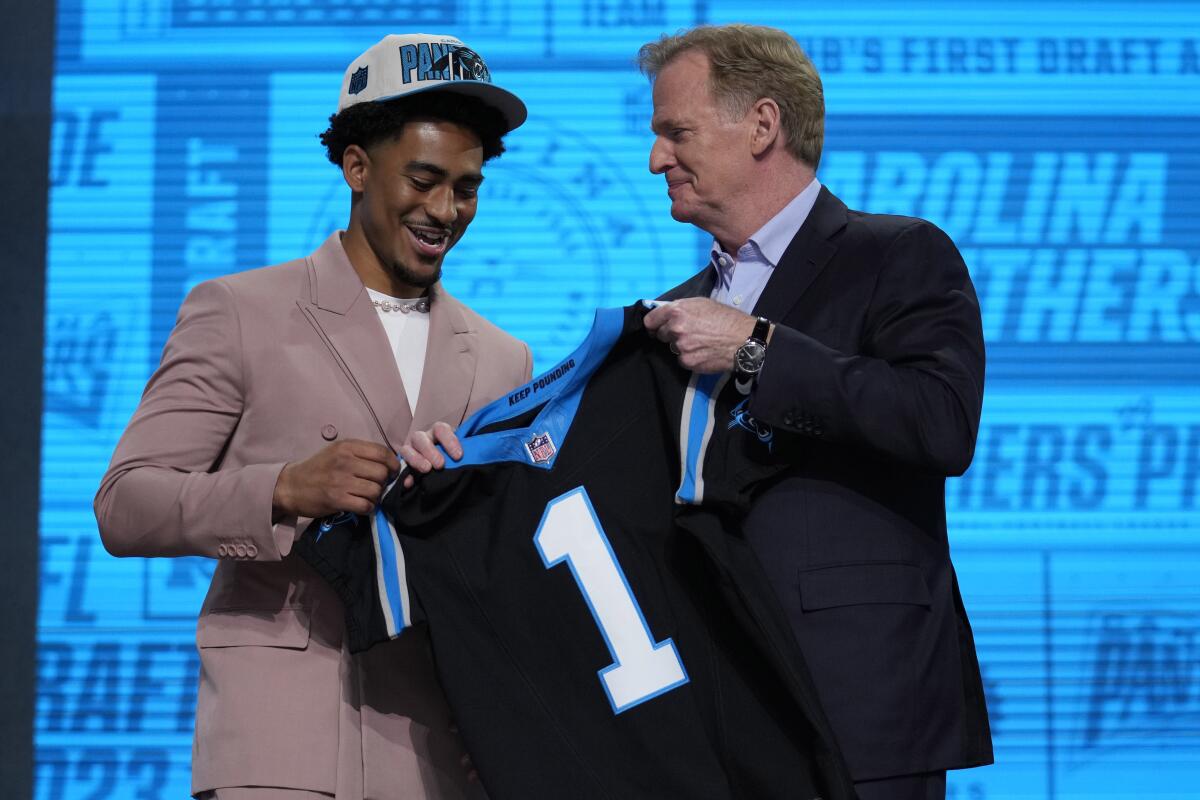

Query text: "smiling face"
[342, 118, 484, 297]
[648, 49, 757, 248]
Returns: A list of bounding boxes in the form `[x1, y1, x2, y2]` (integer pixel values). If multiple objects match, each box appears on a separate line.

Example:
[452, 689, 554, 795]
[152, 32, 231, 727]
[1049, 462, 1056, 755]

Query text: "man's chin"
[389, 260, 442, 291]
[669, 205, 697, 226]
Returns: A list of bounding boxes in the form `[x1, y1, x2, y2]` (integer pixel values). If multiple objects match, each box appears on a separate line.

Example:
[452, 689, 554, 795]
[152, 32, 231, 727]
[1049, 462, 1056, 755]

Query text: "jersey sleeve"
[646, 342, 788, 511]
[295, 507, 426, 653]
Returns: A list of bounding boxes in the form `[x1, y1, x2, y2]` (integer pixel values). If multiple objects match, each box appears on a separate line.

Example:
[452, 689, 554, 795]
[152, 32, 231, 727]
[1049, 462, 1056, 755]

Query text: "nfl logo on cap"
[338, 33, 527, 134]
[347, 66, 369, 96]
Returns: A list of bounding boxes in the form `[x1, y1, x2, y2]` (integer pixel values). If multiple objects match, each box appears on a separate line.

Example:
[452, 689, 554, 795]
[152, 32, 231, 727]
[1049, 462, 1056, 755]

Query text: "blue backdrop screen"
[39, 1, 1200, 798]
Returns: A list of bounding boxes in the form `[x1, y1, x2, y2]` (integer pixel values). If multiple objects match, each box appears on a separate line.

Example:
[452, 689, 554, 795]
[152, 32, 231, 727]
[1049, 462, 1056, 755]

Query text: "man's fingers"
[345, 476, 384, 503]
[402, 423, 460, 468]
[646, 305, 689, 345]
[643, 302, 672, 332]
[349, 457, 392, 484]
[397, 445, 435, 474]
[430, 421, 463, 461]
[647, 311, 678, 344]
[336, 493, 375, 516]
[345, 439, 401, 472]
[396, 448, 429, 472]
[405, 431, 445, 469]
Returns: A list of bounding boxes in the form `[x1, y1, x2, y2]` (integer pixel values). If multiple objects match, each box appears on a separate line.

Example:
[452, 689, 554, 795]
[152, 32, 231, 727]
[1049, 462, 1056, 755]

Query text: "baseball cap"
[337, 33, 527, 133]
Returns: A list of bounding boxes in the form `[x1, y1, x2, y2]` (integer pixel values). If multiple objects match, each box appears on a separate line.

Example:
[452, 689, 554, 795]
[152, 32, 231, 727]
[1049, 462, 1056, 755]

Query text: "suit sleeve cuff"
[269, 513, 313, 558]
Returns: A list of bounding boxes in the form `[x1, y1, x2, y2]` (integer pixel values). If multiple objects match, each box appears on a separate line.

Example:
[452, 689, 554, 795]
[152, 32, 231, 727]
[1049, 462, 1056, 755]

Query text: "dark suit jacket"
[662, 186, 993, 781]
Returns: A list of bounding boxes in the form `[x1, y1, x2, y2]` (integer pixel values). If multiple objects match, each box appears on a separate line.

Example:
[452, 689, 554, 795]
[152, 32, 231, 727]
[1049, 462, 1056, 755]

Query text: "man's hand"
[644, 297, 758, 373]
[272, 440, 400, 518]
[397, 421, 463, 489]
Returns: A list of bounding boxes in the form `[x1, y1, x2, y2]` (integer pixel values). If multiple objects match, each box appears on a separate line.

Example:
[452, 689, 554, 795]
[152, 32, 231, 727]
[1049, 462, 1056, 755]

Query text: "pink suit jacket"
[95, 232, 532, 798]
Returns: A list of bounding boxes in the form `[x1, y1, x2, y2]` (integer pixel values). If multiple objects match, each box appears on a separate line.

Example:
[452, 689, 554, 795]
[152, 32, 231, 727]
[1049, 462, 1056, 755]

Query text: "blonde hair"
[637, 24, 824, 168]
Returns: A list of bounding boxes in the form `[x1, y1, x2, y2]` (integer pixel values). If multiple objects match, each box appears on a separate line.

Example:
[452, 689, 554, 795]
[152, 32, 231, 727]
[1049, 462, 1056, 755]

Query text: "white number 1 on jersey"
[534, 486, 689, 713]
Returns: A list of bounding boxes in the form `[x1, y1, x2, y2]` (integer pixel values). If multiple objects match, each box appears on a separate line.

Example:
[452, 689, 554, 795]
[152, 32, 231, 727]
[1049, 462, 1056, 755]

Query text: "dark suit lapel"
[659, 264, 716, 301]
[410, 286, 476, 437]
[753, 186, 847, 321]
[299, 233, 412, 452]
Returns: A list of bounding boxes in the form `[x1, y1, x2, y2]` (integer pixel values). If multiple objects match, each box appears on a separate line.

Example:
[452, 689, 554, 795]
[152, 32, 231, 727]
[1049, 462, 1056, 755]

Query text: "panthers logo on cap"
[448, 45, 489, 83]
[438, 45, 491, 83]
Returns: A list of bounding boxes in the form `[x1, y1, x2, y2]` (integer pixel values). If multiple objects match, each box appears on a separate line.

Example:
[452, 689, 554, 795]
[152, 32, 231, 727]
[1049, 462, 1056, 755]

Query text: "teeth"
[409, 227, 447, 246]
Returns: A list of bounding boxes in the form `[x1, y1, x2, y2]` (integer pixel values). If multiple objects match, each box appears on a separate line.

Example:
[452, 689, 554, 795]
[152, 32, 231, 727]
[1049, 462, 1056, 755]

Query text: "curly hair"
[320, 92, 508, 165]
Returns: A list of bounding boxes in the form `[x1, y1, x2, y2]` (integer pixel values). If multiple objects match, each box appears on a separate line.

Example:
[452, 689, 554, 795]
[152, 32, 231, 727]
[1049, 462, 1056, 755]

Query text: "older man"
[640, 24, 993, 800]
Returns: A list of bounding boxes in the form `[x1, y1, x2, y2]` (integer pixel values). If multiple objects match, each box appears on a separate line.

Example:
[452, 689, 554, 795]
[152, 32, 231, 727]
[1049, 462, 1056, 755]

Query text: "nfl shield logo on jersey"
[525, 432, 556, 464]
[348, 66, 369, 95]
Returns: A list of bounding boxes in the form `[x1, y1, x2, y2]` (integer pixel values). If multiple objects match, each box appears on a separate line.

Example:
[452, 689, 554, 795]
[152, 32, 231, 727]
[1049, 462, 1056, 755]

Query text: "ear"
[747, 97, 781, 158]
[341, 144, 370, 192]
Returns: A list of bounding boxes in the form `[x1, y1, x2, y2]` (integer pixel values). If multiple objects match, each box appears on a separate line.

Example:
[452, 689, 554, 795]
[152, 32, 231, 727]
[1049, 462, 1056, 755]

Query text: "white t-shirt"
[366, 288, 429, 415]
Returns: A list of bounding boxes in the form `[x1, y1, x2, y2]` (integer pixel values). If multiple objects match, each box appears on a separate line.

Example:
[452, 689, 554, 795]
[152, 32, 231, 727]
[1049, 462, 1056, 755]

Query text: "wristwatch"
[733, 316, 771, 392]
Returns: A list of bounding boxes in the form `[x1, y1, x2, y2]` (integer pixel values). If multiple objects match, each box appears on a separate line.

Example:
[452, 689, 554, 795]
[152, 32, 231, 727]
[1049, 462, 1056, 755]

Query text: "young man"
[95, 34, 532, 799]
[640, 24, 993, 800]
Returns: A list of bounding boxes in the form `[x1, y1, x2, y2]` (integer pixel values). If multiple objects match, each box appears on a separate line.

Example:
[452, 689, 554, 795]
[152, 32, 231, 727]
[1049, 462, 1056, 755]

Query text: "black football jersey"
[297, 304, 854, 800]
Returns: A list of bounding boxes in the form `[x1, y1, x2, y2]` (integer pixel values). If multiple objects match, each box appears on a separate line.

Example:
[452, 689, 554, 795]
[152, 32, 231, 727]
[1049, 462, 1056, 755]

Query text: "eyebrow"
[649, 116, 682, 134]
[406, 160, 484, 184]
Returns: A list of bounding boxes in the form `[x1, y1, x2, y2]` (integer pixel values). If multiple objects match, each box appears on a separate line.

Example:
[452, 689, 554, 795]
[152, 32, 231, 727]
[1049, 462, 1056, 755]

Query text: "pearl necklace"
[371, 297, 430, 314]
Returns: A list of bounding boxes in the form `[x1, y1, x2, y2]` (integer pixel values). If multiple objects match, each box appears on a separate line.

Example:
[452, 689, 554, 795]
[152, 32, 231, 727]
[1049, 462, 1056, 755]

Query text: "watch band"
[749, 316, 770, 344]
[733, 316, 772, 394]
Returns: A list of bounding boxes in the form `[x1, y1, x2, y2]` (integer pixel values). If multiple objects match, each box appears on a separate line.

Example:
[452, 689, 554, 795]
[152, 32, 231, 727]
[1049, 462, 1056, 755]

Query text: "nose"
[425, 185, 458, 225]
[649, 137, 673, 175]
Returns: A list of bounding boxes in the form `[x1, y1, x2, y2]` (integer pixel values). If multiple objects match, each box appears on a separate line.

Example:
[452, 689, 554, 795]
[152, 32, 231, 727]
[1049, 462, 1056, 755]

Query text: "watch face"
[735, 339, 767, 373]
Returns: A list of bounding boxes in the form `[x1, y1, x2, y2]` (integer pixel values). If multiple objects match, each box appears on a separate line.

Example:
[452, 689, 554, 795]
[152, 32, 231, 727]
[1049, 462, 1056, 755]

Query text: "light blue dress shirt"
[709, 178, 823, 314]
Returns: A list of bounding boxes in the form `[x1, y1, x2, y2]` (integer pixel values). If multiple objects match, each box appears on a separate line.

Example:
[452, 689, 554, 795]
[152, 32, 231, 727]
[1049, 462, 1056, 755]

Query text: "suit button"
[216, 543, 228, 557]
[321, 424, 338, 441]
[246, 544, 258, 558]
[235, 544, 248, 558]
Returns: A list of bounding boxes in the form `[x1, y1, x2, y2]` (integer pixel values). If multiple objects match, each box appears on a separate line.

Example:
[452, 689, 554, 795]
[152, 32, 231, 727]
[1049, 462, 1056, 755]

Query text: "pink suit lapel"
[411, 287, 477, 436]
[298, 233, 414, 452]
